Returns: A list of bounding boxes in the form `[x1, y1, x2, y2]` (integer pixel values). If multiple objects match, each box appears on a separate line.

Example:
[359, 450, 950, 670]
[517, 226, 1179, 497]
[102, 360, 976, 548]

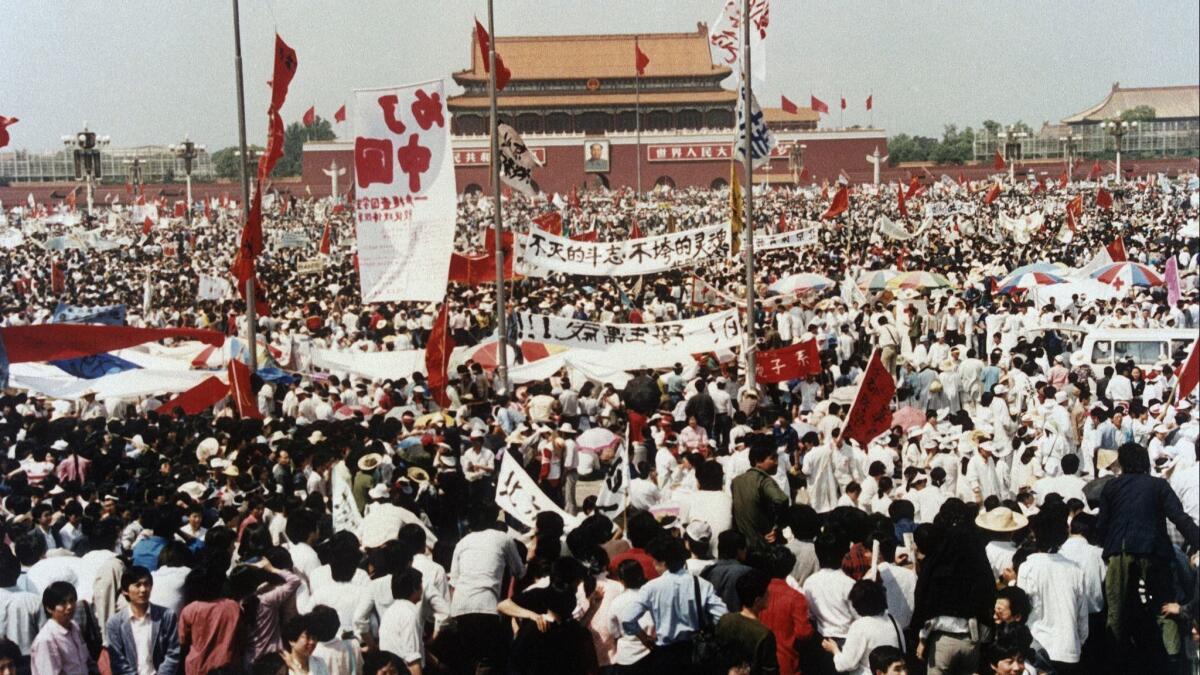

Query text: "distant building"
[0, 144, 214, 184]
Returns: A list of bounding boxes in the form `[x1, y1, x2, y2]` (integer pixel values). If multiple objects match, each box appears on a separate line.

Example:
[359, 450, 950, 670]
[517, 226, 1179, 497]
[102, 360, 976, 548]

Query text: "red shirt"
[180, 598, 242, 675]
[608, 547, 659, 581]
[758, 578, 814, 675]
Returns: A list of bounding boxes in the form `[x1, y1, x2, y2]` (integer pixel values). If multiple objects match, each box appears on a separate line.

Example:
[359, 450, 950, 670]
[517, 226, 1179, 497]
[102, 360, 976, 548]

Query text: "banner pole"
[741, 0, 757, 392]
[231, 0, 256, 372]
[488, 0, 509, 394]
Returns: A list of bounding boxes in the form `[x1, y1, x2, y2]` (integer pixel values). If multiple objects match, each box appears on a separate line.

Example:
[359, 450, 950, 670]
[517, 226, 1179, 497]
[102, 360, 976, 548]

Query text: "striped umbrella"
[768, 272, 835, 295]
[1004, 261, 1068, 278]
[884, 271, 953, 291]
[461, 338, 567, 372]
[1090, 262, 1164, 290]
[858, 269, 900, 291]
[997, 270, 1067, 294]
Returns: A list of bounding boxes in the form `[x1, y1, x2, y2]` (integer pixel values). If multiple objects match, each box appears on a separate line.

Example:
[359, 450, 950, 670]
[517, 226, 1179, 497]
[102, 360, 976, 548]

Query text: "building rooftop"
[1061, 83, 1200, 124]
[454, 23, 732, 83]
[763, 106, 820, 124]
[448, 89, 738, 110]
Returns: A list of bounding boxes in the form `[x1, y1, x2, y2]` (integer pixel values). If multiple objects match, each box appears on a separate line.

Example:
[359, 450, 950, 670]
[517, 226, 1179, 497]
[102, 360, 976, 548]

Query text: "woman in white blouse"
[822, 579, 905, 675]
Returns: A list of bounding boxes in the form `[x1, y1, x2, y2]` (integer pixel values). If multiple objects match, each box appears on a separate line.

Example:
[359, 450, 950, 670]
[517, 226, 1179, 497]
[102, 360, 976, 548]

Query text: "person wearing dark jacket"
[1096, 442, 1199, 674]
[684, 376, 717, 437]
[105, 566, 181, 675]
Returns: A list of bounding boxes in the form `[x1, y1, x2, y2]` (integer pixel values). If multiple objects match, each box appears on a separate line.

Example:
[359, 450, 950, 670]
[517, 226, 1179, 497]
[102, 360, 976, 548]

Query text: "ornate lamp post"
[1102, 119, 1137, 182]
[996, 125, 1027, 185]
[170, 137, 204, 225]
[1059, 132, 1078, 180]
[61, 123, 110, 216]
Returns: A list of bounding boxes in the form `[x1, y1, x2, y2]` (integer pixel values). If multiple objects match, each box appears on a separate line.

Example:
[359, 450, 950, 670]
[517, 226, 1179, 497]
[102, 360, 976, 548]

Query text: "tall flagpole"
[741, 0, 757, 391]
[635, 36, 642, 197]
[231, 0, 256, 371]
[488, 0, 509, 393]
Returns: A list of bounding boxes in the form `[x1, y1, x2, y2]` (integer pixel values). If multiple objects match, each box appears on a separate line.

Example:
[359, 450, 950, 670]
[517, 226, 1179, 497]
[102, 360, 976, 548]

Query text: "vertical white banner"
[353, 79, 456, 302]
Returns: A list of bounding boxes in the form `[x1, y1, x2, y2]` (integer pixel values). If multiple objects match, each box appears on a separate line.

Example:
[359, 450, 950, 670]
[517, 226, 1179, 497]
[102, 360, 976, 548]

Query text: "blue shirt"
[131, 536, 168, 571]
[618, 568, 728, 645]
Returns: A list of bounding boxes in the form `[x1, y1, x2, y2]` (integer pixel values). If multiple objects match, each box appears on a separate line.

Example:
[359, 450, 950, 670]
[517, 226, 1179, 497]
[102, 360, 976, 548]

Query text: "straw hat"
[406, 466, 431, 484]
[358, 453, 383, 472]
[1096, 448, 1119, 471]
[975, 506, 1029, 532]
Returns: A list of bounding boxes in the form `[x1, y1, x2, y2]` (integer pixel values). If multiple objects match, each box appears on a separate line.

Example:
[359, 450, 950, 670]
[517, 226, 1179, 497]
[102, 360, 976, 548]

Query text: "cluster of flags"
[301, 104, 346, 126]
[781, 94, 872, 116]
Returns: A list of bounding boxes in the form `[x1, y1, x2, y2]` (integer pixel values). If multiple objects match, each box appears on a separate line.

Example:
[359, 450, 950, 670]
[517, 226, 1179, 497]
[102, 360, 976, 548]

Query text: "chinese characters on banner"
[735, 84, 777, 170]
[753, 226, 818, 251]
[520, 224, 729, 277]
[496, 123, 542, 196]
[511, 308, 742, 353]
[353, 80, 456, 302]
[709, 0, 769, 82]
[495, 452, 577, 529]
[646, 141, 794, 163]
[754, 339, 821, 384]
[840, 349, 896, 447]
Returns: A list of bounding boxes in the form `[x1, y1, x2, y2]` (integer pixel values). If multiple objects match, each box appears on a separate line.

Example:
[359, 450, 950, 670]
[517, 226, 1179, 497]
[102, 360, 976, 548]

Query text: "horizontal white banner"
[512, 309, 743, 353]
[519, 224, 729, 277]
[754, 226, 818, 251]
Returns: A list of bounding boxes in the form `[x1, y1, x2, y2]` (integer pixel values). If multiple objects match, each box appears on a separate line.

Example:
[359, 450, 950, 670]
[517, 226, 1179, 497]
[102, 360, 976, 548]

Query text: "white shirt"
[1059, 537, 1106, 615]
[608, 588, 653, 665]
[307, 566, 372, 632]
[833, 613, 904, 675]
[462, 446, 495, 482]
[802, 568, 857, 638]
[1170, 463, 1200, 527]
[379, 598, 424, 666]
[629, 478, 662, 512]
[875, 563, 916, 630]
[412, 553, 451, 631]
[129, 612, 155, 675]
[1034, 474, 1087, 506]
[1017, 552, 1089, 664]
[149, 566, 190, 614]
[449, 529, 525, 617]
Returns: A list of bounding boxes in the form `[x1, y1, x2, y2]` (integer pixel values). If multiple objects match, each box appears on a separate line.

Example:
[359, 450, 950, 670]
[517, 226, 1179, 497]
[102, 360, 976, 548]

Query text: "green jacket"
[731, 467, 789, 551]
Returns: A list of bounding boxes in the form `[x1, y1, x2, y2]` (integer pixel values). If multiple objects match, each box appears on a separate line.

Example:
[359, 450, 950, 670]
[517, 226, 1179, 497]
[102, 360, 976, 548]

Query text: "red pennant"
[841, 350, 896, 447]
[319, 221, 332, 255]
[755, 339, 822, 384]
[993, 150, 1006, 170]
[424, 304, 455, 407]
[268, 35, 298, 112]
[302, 106, 315, 127]
[227, 358, 263, 419]
[334, 104, 346, 123]
[865, 95, 873, 111]
[781, 95, 798, 115]
[157, 376, 230, 417]
[820, 186, 849, 220]
[983, 182, 1001, 205]
[810, 95, 829, 115]
[634, 38, 650, 76]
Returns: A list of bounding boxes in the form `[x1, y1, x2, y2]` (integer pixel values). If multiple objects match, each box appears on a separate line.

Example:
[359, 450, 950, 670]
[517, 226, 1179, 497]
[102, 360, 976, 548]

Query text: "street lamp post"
[1059, 133, 1078, 180]
[996, 125, 1027, 185]
[1103, 119, 1137, 183]
[123, 157, 143, 196]
[62, 124, 110, 217]
[788, 143, 807, 184]
[170, 137, 204, 226]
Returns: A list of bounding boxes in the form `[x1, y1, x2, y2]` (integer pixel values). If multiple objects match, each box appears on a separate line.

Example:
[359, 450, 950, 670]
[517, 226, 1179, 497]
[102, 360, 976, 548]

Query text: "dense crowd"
[0, 172, 1196, 675]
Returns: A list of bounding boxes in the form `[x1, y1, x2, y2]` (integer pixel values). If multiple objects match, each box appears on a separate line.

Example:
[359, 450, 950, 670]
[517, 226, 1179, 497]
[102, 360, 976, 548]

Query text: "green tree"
[211, 145, 264, 179]
[274, 117, 336, 177]
[887, 134, 939, 165]
[981, 119, 1001, 136]
[1120, 105, 1156, 122]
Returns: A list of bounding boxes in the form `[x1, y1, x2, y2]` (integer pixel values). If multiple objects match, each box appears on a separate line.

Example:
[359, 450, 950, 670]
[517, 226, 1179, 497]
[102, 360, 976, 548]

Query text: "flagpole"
[741, 0, 757, 392]
[487, 0, 509, 393]
[635, 36, 642, 197]
[231, 0, 256, 371]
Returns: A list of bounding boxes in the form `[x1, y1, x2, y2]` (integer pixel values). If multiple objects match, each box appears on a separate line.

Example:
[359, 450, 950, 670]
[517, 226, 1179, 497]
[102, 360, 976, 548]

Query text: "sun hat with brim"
[406, 466, 431, 483]
[975, 506, 1029, 532]
[358, 453, 383, 472]
[222, 465, 240, 478]
[177, 481, 211, 502]
[1096, 449, 1119, 471]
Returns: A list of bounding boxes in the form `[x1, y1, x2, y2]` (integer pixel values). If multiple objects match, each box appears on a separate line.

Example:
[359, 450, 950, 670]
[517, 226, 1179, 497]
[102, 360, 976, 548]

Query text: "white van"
[1081, 328, 1195, 371]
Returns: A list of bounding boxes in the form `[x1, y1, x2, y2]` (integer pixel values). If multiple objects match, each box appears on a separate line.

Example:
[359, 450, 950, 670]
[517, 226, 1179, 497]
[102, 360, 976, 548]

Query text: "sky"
[2, 0, 1197, 153]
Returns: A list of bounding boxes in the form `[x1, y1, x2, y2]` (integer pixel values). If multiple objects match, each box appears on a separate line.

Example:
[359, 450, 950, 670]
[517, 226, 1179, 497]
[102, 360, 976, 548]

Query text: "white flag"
[709, 0, 768, 82]
[734, 85, 777, 170]
[497, 123, 541, 196]
[495, 452, 577, 529]
[595, 441, 632, 518]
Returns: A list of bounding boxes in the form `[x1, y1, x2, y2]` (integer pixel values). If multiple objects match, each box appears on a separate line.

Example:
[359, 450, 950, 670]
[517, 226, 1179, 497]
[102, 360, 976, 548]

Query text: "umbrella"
[892, 406, 926, 432]
[576, 427, 621, 456]
[622, 374, 663, 415]
[333, 404, 372, 420]
[884, 271, 953, 291]
[414, 411, 454, 429]
[768, 273, 835, 295]
[997, 270, 1067, 294]
[858, 269, 899, 291]
[461, 339, 568, 372]
[1004, 261, 1067, 278]
[1090, 262, 1164, 289]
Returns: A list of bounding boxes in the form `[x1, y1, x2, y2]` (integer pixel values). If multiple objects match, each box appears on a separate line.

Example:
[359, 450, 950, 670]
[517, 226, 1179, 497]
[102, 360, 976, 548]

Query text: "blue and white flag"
[49, 353, 139, 379]
[734, 85, 777, 170]
[51, 303, 127, 326]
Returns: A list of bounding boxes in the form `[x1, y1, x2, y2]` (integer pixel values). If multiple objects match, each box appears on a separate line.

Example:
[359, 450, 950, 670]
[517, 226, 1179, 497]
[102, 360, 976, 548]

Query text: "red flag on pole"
[424, 304, 455, 407]
[268, 35, 298, 112]
[983, 182, 1001, 205]
[1096, 187, 1113, 210]
[629, 219, 642, 240]
[333, 105, 346, 123]
[157, 376, 231, 417]
[777, 211, 789, 232]
[993, 150, 1006, 170]
[841, 349, 896, 447]
[319, 222, 332, 255]
[1065, 194, 1083, 232]
[840, 96, 847, 111]
[865, 95, 873, 111]
[142, 216, 154, 235]
[1105, 237, 1127, 263]
[474, 19, 511, 91]
[905, 176, 921, 200]
[634, 38, 650, 76]
[810, 95, 829, 115]
[302, 106, 315, 126]
[780, 95, 799, 115]
[227, 358, 263, 419]
[820, 186, 849, 220]
[1087, 160, 1103, 181]
[0, 115, 17, 150]
[1058, 172, 1069, 189]
[532, 211, 563, 236]
[51, 260, 65, 294]
[754, 339, 822, 384]
[1178, 338, 1199, 398]
[897, 182, 909, 219]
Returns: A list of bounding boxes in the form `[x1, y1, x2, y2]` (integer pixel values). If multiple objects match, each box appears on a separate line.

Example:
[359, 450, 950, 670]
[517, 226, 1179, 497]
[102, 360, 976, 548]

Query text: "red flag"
[424, 305, 455, 407]
[173, 201, 186, 218]
[755, 339, 822, 384]
[227, 358, 263, 419]
[568, 187, 580, 211]
[268, 35, 298, 112]
[65, 189, 77, 212]
[810, 95, 829, 115]
[957, 171, 966, 186]
[1096, 187, 1113, 211]
[629, 219, 642, 240]
[780, 95, 799, 115]
[532, 211, 563, 236]
[841, 349, 896, 447]
[142, 216, 154, 235]
[777, 211, 789, 232]
[1105, 237, 1127, 263]
[840, 96, 847, 111]
[448, 251, 517, 285]
[157, 376, 230, 417]
[474, 19, 511, 91]
[1058, 172, 1069, 189]
[1065, 194, 1083, 232]
[51, 260, 65, 294]
[905, 176, 921, 200]
[983, 182, 1001, 205]
[820, 186, 849, 220]
[0, 115, 17, 150]
[570, 230, 598, 242]
[993, 150, 1006, 170]
[1178, 338, 1199, 398]
[865, 95, 873, 111]
[897, 182, 909, 219]
[1087, 160, 1102, 181]
[319, 222, 332, 255]
[334, 104, 346, 123]
[634, 38, 650, 76]
[302, 106, 315, 127]
[0, 324, 222, 363]
[1034, 175, 1046, 193]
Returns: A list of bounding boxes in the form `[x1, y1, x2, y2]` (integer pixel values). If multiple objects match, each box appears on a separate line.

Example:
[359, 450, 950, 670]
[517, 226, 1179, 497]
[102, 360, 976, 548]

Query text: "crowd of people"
[0, 169, 1196, 675]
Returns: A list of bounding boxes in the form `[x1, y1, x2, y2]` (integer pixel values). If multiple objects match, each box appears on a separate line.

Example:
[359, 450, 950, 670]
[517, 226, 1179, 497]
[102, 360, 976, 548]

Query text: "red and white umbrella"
[1090, 262, 1164, 290]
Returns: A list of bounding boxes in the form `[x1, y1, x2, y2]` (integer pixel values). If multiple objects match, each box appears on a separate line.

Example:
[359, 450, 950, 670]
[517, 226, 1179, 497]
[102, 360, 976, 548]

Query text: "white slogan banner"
[709, 0, 769, 83]
[495, 452, 577, 529]
[512, 308, 743, 353]
[353, 79, 456, 302]
[998, 212, 1044, 245]
[754, 226, 817, 251]
[875, 216, 933, 242]
[496, 123, 541, 196]
[595, 440, 632, 518]
[734, 84, 777, 170]
[520, 224, 729, 277]
[198, 274, 232, 301]
[274, 231, 308, 250]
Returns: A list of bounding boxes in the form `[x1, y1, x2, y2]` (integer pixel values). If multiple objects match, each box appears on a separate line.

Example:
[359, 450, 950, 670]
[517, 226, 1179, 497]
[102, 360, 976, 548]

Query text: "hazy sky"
[2, 0, 1197, 152]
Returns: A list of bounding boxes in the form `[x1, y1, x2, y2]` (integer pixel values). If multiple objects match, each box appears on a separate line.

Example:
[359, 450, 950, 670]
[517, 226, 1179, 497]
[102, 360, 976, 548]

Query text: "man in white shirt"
[462, 430, 496, 506]
[871, 536, 917, 630]
[802, 533, 857, 640]
[379, 569, 425, 671]
[1017, 504, 1089, 669]
[449, 504, 525, 672]
[1033, 454, 1088, 506]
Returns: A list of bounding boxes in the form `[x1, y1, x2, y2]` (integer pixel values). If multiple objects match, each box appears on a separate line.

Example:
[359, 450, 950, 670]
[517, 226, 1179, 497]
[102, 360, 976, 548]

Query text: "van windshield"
[1113, 341, 1164, 364]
